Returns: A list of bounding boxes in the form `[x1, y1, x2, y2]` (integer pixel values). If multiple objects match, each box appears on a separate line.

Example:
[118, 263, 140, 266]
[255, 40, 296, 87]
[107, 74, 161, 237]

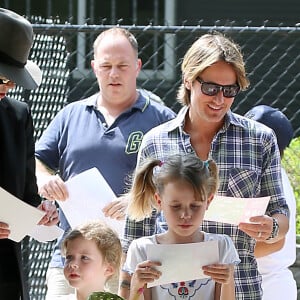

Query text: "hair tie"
[158, 160, 164, 167]
[204, 160, 209, 168]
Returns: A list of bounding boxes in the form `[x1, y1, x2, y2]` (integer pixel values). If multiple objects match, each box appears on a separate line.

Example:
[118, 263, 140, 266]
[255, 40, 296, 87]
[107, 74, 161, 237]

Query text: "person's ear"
[154, 192, 162, 208]
[136, 58, 142, 75]
[184, 79, 191, 90]
[104, 263, 114, 278]
[206, 194, 214, 210]
[91, 60, 96, 74]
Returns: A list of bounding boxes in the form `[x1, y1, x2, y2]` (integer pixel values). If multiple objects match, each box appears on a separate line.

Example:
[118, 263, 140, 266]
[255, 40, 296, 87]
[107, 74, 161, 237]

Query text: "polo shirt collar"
[84, 91, 150, 112]
[85, 93, 99, 108]
[131, 90, 150, 112]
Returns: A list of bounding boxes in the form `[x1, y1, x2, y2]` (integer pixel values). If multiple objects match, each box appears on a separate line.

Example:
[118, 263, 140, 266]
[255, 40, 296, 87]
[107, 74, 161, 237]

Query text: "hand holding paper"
[102, 196, 128, 220]
[146, 241, 219, 287]
[37, 200, 59, 226]
[131, 261, 161, 298]
[0, 221, 10, 239]
[58, 168, 125, 236]
[0, 187, 63, 242]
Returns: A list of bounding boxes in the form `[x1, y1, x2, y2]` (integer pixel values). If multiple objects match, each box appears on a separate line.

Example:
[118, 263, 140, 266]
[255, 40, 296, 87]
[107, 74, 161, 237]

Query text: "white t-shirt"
[256, 167, 297, 300]
[124, 231, 240, 300]
[59, 295, 76, 300]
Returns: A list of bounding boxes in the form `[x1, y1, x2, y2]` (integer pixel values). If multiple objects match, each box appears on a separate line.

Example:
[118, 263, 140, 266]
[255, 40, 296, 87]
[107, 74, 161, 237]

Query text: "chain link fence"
[7, 22, 300, 299]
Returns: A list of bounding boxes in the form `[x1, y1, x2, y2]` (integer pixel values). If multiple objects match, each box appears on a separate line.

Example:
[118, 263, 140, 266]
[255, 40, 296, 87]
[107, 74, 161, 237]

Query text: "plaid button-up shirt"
[122, 106, 289, 300]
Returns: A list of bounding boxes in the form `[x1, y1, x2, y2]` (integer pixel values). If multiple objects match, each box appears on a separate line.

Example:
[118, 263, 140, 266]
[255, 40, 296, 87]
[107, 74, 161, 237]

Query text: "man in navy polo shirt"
[35, 27, 175, 299]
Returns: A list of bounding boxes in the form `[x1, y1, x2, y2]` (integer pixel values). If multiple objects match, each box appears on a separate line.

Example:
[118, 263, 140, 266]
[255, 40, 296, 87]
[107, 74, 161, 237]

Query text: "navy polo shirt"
[35, 91, 175, 268]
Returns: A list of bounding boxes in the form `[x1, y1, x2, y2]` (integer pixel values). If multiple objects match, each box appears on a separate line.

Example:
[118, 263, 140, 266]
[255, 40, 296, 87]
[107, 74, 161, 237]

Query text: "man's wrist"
[266, 217, 279, 240]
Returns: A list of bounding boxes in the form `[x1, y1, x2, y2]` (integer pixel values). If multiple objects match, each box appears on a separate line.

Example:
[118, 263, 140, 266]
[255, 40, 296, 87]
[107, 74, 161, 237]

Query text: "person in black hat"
[245, 105, 297, 300]
[0, 8, 59, 300]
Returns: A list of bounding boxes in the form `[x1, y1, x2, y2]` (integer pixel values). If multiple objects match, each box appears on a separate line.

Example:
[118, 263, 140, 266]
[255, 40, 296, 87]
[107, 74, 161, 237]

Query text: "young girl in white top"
[123, 154, 240, 300]
[61, 221, 123, 300]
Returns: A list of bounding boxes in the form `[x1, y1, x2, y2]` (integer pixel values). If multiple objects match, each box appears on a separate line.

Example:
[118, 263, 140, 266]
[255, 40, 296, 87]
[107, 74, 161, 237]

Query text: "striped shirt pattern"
[122, 106, 289, 300]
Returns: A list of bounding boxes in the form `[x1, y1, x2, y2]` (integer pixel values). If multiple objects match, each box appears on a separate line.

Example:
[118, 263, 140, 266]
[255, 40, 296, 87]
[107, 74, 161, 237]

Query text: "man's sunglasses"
[196, 77, 240, 98]
[0, 77, 11, 85]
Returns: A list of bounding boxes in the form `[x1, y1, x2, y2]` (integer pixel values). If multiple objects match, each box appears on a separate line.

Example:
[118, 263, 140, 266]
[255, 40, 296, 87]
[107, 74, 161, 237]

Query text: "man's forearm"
[254, 238, 285, 258]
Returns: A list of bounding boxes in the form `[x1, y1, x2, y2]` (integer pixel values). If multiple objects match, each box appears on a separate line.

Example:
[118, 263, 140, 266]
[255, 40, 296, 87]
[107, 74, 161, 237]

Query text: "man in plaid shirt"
[120, 33, 289, 300]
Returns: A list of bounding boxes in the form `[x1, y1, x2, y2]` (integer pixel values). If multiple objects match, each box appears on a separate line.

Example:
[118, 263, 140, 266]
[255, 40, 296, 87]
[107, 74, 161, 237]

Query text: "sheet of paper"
[0, 187, 45, 242]
[58, 168, 125, 236]
[30, 225, 64, 243]
[204, 195, 270, 225]
[146, 240, 219, 287]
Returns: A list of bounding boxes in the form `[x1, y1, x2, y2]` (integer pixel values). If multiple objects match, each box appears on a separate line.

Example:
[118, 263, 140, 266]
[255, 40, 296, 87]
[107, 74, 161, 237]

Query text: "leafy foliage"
[281, 137, 300, 239]
[88, 292, 125, 300]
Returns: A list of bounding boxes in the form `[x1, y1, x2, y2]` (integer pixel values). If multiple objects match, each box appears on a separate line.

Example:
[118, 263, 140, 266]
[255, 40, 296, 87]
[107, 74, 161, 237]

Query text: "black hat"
[245, 105, 294, 152]
[0, 8, 42, 90]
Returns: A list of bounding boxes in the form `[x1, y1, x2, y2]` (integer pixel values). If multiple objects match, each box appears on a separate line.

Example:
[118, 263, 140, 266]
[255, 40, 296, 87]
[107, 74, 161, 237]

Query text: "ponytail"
[127, 158, 161, 221]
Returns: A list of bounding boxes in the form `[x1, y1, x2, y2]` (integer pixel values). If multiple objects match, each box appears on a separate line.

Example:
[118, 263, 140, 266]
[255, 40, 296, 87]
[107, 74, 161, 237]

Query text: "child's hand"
[202, 263, 234, 284]
[131, 260, 162, 291]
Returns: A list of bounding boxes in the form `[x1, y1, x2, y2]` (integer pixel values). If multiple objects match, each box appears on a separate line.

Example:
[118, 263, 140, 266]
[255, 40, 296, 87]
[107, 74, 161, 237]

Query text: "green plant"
[87, 291, 125, 300]
[281, 137, 300, 237]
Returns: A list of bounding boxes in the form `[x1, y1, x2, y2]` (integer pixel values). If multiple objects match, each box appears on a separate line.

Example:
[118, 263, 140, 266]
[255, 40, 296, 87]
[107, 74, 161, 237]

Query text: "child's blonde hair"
[61, 220, 122, 281]
[127, 154, 219, 221]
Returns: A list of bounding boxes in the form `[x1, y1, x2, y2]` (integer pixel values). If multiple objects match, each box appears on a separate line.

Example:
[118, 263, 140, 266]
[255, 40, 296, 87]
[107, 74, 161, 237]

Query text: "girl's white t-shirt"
[59, 295, 76, 300]
[124, 231, 240, 300]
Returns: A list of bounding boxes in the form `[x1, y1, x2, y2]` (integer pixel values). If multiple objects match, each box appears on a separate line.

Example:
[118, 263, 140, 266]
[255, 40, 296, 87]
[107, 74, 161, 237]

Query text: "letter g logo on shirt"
[125, 131, 143, 154]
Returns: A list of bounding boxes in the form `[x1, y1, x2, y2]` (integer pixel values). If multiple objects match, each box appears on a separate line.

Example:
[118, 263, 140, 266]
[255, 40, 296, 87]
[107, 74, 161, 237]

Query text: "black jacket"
[0, 96, 40, 300]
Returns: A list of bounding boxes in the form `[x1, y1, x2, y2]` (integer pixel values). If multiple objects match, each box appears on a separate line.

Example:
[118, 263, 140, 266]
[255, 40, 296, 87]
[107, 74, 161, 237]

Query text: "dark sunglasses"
[0, 77, 11, 85]
[196, 77, 240, 98]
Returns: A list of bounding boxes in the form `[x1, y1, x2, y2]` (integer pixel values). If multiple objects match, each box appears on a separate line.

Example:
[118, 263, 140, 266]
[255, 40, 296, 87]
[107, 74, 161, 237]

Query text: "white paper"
[146, 240, 219, 287]
[58, 168, 125, 236]
[30, 225, 64, 243]
[204, 195, 270, 225]
[0, 187, 45, 242]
